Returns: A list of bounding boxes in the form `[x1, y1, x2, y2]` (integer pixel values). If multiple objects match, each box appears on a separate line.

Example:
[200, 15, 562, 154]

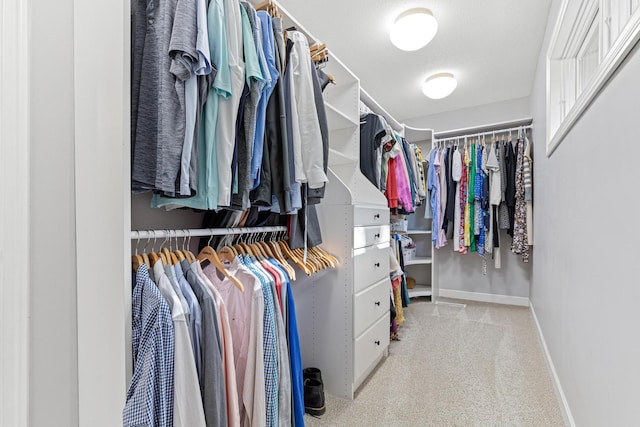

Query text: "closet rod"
[131, 226, 287, 240]
[434, 117, 533, 140]
[435, 124, 533, 143]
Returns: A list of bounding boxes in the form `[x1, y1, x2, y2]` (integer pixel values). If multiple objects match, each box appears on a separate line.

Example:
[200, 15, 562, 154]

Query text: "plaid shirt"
[124, 264, 175, 427]
[242, 255, 279, 427]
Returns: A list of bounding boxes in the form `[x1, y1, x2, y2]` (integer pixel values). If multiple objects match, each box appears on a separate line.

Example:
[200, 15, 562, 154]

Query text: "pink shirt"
[203, 260, 266, 427]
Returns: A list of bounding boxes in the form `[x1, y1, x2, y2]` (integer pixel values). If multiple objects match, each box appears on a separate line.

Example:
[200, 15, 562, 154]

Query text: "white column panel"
[73, 0, 128, 424]
[0, 0, 31, 425]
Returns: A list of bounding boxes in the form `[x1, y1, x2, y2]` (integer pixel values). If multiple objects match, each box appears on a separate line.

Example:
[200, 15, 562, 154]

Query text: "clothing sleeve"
[169, 0, 199, 81]
[288, 32, 328, 189]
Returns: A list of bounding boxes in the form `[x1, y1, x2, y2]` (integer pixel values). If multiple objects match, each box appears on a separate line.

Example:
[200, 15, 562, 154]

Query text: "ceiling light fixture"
[422, 73, 457, 99]
[390, 8, 438, 51]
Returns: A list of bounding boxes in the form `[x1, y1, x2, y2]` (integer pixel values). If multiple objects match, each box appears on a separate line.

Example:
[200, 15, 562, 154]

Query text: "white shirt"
[216, 0, 246, 206]
[287, 31, 328, 189]
[153, 260, 207, 427]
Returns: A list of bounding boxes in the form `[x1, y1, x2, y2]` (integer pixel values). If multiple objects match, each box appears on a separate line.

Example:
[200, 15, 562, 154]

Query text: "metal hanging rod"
[130, 226, 287, 240]
[434, 117, 533, 140]
[435, 124, 533, 143]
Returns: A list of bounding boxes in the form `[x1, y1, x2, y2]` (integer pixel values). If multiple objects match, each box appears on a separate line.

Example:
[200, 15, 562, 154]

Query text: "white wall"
[29, 0, 79, 425]
[403, 96, 531, 132]
[530, 1, 640, 425]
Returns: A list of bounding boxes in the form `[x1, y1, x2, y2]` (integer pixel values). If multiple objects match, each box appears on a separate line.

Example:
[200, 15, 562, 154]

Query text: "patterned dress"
[511, 141, 530, 262]
[459, 148, 468, 254]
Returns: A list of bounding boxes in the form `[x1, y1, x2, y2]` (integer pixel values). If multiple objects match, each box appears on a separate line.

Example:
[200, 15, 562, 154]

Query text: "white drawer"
[353, 225, 390, 249]
[354, 278, 390, 337]
[354, 206, 389, 226]
[354, 314, 390, 383]
[353, 242, 389, 293]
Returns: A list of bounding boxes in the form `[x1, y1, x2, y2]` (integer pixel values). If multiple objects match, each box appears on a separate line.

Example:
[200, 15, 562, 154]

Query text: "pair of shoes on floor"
[303, 367, 326, 416]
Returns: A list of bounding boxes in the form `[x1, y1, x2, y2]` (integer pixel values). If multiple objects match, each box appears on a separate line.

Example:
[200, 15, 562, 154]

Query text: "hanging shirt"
[151, 0, 230, 210]
[359, 114, 386, 188]
[452, 147, 462, 252]
[187, 262, 228, 427]
[204, 259, 267, 427]
[153, 260, 207, 427]
[130, 0, 197, 195]
[124, 265, 174, 427]
[287, 31, 328, 189]
[428, 148, 440, 244]
[240, 256, 279, 427]
[176, 260, 204, 378]
[197, 263, 241, 427]
[251, 11, 278, 190]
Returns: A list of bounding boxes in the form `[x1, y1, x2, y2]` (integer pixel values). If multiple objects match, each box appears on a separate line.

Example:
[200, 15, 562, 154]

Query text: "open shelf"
[329, 148, 358, 166]
[408, 284, 432, 298]
[326, 102, 358, 131]
[406, 230, 432, 235]
[404, 257, 433, 266]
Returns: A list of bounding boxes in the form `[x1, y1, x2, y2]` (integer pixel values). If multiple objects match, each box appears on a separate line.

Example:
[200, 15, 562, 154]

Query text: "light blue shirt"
[176, 260, 203, 378]
[251, 12, 279, 189]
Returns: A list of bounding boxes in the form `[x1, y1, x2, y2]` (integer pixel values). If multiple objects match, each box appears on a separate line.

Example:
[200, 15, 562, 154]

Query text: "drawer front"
[353, 225, 390, 249]
[353, 242, 389, 293]
[354, 314, 390, 383]
[354, 278, 390, 337]
[354, 206, 389, 226]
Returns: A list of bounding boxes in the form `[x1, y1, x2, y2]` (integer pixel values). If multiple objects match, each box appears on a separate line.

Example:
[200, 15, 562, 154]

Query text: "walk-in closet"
[3, 0, 640, 426]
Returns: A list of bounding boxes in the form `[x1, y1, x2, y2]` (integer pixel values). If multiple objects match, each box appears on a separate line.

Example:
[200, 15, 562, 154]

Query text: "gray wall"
[436, 238, 532, 299]
[403, 96, 531, 131]
[530, 1, 640, 425]
[29, 0, 79, 424]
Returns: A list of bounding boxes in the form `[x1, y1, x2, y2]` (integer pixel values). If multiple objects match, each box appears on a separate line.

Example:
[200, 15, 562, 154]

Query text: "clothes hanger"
[148, 230, 162, 267]
[132, 233, 144, 271]
[255, 0, 272, 11]
[198, 234, 245, 292]
[280, 240, 312, 275]
[171, 230, 185, 263]
[161, 230, 178, 265]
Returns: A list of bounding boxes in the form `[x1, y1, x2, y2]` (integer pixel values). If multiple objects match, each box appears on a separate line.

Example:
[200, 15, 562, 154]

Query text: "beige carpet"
[305, 299, 565, 426]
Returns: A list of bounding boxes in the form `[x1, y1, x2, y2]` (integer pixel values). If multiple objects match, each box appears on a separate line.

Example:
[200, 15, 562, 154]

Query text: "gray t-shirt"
[131, 0, 197, 195]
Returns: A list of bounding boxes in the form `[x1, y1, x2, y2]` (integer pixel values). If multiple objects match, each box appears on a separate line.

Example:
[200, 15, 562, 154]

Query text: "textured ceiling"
[277, 0, 552, 122]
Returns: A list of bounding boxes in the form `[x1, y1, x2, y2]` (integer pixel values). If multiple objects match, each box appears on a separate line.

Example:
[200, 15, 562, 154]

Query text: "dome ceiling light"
[422, 73, 457, 99]
[389, 8, 438, 51]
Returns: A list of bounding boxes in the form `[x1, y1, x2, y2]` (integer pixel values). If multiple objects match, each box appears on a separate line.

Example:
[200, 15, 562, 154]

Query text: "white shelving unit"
[401, 126, 437, 300]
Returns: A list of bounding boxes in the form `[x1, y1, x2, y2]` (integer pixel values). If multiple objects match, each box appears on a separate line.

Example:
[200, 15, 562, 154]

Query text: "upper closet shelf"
[326, 103, 359, 130]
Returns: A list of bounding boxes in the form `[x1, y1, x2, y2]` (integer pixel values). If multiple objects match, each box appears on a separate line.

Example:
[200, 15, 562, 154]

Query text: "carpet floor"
[304, 298, 565, 426]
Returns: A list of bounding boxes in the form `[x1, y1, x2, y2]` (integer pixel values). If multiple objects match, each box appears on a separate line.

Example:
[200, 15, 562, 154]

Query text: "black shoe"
[304, 378, 326, 416]
[303, 367, 323, 383]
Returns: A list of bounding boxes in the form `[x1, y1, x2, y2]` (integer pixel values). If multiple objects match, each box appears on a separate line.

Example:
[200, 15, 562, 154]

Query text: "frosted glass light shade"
[390, 8, 438, 51]
[422, 73, 457, 99]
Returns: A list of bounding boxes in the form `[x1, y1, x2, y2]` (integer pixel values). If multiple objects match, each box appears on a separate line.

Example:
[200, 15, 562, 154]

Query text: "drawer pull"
[374, 214, 380, 219]
[374, 262, 380, 268]
[374, 233, 380, 239]
[375, 340, 381, 346]
[375, 301, 381, 306]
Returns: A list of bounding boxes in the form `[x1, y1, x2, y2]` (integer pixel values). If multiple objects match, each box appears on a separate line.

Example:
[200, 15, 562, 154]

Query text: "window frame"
[546, 0, 640, 156]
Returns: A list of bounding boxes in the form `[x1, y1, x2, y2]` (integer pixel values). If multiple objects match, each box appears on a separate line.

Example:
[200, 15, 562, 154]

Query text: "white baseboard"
[530, 304, 576, 427]
[439, 289, 530, 307]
